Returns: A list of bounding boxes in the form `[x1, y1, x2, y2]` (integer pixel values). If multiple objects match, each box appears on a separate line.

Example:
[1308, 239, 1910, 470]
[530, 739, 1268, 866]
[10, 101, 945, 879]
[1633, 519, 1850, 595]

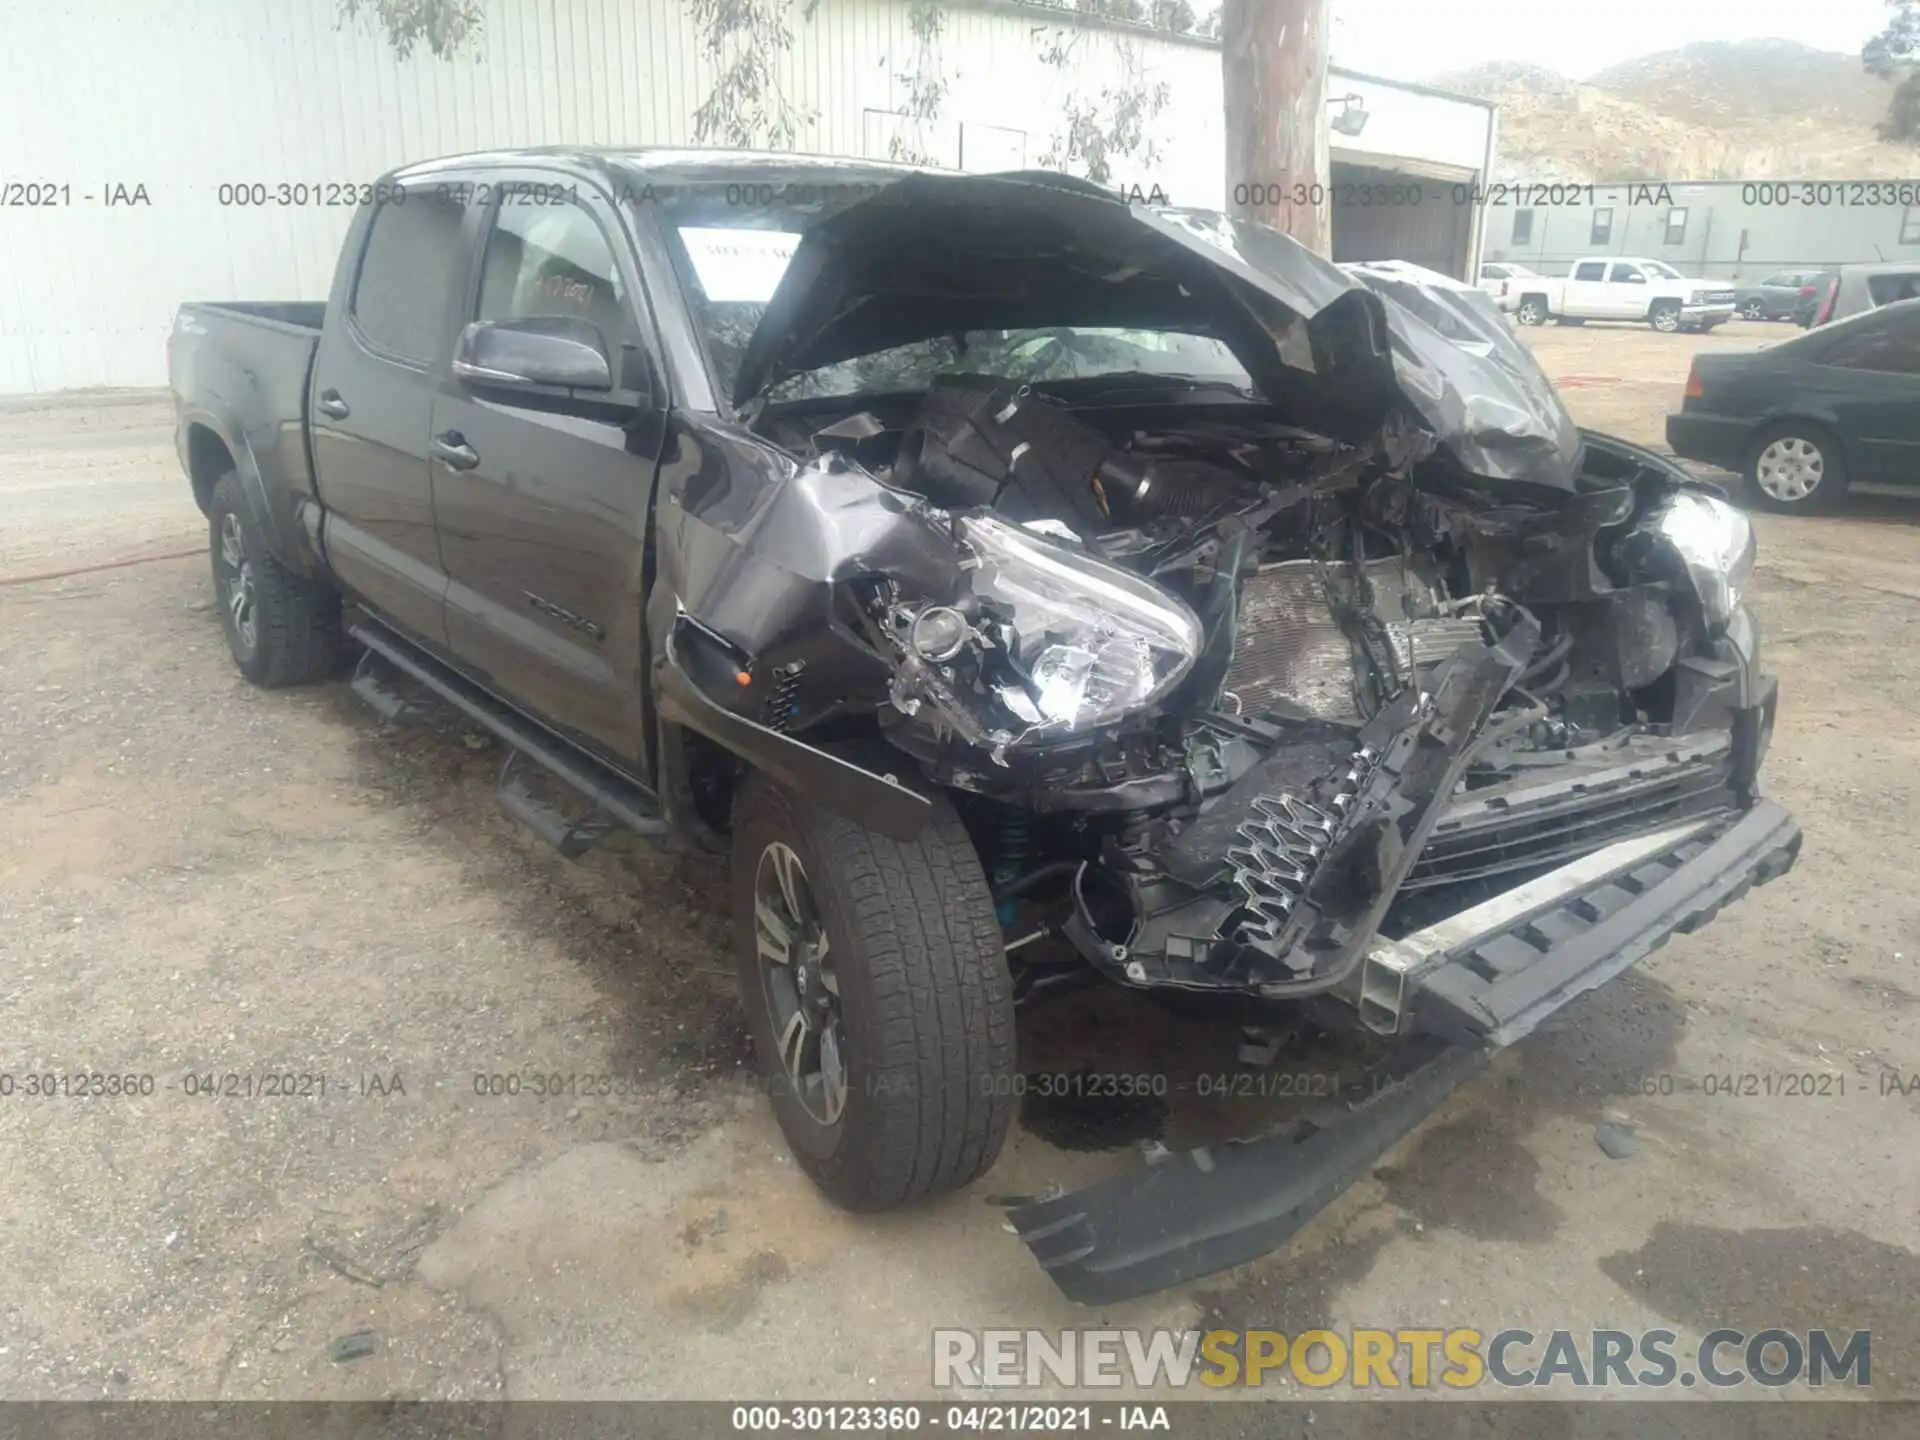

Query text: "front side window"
[475, 201, 634, 348]
[1611, 263, 1645, 284]
[351, 190, 466, 362]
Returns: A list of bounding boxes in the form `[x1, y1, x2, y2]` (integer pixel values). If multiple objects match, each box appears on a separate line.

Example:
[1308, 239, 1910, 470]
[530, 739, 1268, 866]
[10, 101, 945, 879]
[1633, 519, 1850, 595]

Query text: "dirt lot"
[3, 318, 1920, 1403]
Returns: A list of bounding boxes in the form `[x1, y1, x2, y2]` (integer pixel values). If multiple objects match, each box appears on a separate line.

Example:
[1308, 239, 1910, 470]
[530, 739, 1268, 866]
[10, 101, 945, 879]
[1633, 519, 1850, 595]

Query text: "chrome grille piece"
[1224, 559, 1482, 722]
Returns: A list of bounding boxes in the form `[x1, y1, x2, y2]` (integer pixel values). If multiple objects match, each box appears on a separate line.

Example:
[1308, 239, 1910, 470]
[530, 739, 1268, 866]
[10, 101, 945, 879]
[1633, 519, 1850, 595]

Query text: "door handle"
[316, 390, 350, 421]
[431, 431, 480, 471]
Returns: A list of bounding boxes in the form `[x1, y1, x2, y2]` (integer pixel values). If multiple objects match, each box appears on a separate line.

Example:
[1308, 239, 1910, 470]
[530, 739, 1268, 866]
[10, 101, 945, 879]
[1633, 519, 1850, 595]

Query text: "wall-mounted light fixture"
[1329, 93, 1369, 137]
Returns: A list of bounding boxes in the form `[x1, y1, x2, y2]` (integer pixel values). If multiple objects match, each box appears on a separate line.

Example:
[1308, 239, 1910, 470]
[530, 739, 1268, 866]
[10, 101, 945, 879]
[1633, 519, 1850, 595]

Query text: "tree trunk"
[1221, 0, 1331, 255]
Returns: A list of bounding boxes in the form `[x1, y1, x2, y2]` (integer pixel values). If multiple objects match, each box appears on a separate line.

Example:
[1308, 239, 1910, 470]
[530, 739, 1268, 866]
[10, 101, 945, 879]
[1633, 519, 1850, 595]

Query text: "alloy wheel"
[218, 512, 258, 653]
[752, 841, 848, 1127]
[1755, 437, 1825, 502]
[1517, 301, 1544, 326]
[1741, 299, 1765, 320]
[1653, 307, 1680, 332]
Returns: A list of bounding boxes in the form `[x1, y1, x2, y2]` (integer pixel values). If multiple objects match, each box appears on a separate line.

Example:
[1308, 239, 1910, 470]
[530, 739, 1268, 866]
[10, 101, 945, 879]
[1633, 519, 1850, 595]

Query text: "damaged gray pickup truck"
[168, 152, 1799, 1305]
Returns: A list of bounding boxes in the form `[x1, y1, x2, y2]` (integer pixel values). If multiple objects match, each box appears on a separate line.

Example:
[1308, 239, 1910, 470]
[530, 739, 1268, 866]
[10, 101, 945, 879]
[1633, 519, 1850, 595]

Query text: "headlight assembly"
[1641, 491, 1756, 633]
[885, 514, 1202, 759]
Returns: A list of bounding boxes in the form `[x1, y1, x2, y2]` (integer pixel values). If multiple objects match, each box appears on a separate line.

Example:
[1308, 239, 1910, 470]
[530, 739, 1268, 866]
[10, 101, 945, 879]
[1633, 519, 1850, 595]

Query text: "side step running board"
[348, 621, 671, 856]
[495, 750, 619, 860]
[349, 647, 426, 723]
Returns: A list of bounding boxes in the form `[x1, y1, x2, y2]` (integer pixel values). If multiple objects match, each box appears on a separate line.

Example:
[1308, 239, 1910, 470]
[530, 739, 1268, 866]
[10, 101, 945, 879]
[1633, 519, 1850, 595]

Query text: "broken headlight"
[888, 514, 1202, 756]
[1640, 491, 1756, 634]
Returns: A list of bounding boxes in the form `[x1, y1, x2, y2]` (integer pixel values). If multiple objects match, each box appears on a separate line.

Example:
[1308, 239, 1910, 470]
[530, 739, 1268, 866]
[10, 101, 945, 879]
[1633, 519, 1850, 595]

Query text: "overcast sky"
[1326, 0, 1894, 81]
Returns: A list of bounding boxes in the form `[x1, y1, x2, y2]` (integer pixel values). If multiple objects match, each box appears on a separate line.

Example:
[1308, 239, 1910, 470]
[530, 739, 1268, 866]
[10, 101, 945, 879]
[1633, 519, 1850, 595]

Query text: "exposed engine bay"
[721, 368, 1765, 1006]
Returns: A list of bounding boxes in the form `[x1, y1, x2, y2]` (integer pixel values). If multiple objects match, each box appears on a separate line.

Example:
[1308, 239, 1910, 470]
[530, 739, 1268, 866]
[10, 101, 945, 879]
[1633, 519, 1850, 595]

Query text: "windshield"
[650, 186, 1252, 404]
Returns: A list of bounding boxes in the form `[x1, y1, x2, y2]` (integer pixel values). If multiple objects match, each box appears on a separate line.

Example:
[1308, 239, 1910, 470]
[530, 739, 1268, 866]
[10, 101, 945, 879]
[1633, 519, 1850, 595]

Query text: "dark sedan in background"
[1667, 297, 1920, 512]
[1791, 273, 1835, 328]
[1735, 269, 1827, 322]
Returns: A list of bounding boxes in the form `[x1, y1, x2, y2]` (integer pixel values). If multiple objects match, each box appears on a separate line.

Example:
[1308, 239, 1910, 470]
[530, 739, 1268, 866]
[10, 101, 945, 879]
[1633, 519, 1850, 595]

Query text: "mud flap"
[1008, 1038, 1486, 1305]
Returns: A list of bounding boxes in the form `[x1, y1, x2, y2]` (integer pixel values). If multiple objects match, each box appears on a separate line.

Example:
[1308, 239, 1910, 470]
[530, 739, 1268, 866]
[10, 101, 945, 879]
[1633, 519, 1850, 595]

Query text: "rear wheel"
[1650, 302, 1682, 333]
[1515, 295, 1549, 326]
[208, 471, 341, 686]
[1745, 424, 1848, 514]
[732, 771, 1016, 1211]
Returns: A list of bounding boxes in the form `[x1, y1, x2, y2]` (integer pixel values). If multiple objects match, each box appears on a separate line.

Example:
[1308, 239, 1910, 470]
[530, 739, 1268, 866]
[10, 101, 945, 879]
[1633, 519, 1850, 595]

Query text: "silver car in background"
[1807, 262, 1920, 327]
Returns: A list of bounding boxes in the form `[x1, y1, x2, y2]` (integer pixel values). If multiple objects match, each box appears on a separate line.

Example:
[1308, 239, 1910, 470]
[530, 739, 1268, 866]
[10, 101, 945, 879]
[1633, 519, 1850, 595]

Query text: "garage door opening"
[1330, 160, 1477, 279]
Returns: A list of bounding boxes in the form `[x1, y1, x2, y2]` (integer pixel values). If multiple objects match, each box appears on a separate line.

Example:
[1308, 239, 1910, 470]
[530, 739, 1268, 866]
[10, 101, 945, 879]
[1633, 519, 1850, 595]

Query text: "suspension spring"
[990, 809, 1033, 927]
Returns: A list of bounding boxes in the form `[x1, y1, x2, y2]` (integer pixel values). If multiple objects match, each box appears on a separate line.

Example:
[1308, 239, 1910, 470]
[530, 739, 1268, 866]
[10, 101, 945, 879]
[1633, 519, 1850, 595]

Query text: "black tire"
[1743, 423, 1848, 514]
[1514, 294, 1549, 326]
[1649, 301, 1683, 333]
[208, 471, 341, 686]
[732, 770, 1016, 1211]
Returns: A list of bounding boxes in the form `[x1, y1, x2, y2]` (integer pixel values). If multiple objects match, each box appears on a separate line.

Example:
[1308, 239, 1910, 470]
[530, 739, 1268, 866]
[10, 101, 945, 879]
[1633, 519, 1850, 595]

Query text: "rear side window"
[1866, 272, 1920, 307]
[476, 201, 635, 349]
[351, 190, 466, 362]
[1816, 310, 1920, 375]
[1574, 260, 1606, 281]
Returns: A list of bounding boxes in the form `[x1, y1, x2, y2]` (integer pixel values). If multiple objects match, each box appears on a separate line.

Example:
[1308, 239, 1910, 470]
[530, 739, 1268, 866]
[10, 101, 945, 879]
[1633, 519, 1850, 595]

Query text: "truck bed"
[187, 300, 326, 333]
[168, 301, 325, 550]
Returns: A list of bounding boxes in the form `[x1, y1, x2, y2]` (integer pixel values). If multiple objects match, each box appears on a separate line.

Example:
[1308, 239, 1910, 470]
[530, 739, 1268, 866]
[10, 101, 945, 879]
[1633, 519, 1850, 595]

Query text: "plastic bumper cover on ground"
[1009, 799, 1801, 1304]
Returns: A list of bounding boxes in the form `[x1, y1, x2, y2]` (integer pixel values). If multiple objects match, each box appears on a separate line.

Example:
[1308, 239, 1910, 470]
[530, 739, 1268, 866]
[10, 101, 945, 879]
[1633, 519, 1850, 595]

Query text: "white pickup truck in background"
[1507, 258, 1736, 333]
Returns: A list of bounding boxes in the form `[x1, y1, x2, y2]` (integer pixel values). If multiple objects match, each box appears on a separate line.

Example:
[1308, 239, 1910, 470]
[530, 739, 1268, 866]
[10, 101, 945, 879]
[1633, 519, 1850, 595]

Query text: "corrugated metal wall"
[0, 0, 1487, 393]
[1483, 179, 1920, 279]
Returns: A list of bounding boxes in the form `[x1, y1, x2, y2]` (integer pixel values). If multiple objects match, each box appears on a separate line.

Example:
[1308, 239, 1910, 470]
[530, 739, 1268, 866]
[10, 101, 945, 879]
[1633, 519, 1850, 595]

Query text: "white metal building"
[0, 0, 1496, 393]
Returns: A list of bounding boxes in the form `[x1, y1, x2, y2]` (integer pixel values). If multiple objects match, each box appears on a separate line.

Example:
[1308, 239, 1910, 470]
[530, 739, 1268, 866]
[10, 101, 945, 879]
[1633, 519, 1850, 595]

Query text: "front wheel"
[1740, 299, 1766, 320]
[732, 771, 1016, 1211]
[1650, 302, 1683, 333]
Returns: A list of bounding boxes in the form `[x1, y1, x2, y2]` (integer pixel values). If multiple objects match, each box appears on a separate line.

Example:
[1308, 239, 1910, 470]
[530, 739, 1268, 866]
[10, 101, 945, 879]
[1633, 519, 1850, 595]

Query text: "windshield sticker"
[678, 227, 802, 303]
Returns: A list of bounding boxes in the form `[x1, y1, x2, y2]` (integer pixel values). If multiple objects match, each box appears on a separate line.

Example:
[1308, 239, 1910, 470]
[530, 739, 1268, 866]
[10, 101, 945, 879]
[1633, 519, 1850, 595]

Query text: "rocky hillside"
[1434, 39, 1914, 182]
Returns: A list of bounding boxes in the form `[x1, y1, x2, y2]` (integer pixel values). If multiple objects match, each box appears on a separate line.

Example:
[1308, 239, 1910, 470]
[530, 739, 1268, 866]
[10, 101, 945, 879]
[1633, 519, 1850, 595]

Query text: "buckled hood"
[730, 171, 1583, 491]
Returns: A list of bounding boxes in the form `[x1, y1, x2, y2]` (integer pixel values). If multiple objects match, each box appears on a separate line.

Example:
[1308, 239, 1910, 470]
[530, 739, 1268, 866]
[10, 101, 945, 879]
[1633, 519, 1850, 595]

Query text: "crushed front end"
[660, 174, 1800, 1302]
[792, 380, 1799, 1301]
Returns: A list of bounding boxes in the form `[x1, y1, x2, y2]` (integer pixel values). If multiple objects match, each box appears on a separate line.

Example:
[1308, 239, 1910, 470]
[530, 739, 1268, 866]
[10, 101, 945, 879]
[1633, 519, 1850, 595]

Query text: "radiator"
[1224, 558, 1485, 723]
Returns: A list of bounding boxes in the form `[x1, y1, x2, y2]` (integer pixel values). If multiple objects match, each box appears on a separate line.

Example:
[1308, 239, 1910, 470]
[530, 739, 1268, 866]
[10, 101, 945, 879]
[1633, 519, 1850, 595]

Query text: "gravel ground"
[2, 320, 1919, 1402]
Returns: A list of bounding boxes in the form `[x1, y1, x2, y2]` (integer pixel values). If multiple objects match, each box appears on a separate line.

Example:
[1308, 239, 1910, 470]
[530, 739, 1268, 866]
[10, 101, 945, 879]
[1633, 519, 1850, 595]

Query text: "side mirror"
[453, 316, 613, 393]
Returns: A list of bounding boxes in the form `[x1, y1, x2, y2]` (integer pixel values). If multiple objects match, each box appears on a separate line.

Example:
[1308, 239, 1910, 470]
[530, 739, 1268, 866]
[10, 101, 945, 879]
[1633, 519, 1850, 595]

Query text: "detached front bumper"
[1010, 798, 1800, 1304]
